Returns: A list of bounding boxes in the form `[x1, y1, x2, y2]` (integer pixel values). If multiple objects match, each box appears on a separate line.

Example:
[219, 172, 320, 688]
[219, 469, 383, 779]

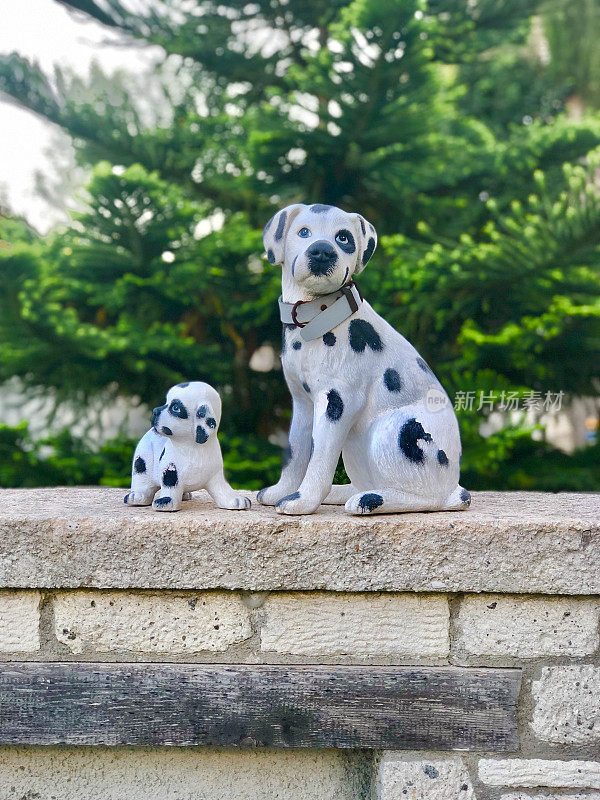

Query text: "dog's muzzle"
[151, 404, 167, 427]
[306, 240, 337, 276]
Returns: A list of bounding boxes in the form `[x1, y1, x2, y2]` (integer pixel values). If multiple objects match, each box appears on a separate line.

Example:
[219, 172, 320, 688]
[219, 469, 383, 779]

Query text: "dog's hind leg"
[322, 484, 356, 504]
[345, 488, 459, 515]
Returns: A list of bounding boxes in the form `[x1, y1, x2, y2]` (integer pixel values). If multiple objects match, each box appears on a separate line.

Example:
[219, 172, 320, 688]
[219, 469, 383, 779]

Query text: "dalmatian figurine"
[124, 381, 251, 512]
[258, 203, 471, 516]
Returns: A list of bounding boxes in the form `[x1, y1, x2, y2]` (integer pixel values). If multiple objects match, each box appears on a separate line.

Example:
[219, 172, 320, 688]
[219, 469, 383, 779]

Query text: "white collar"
[279, 282, 362, 342]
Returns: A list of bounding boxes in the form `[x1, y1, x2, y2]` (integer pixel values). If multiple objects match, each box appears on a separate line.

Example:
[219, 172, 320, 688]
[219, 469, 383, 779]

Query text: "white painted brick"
[54, 591, 251, 654]
[501, 794, 600, 800]
[375, 752, 476, 799]
[0, 746, 356, 800]
[0, 590, 40, 652]
[532, 665, 600, 745]
[456, 594, 600, 657]
[261, 592, 449, 657]
[480, 760, 600, 789]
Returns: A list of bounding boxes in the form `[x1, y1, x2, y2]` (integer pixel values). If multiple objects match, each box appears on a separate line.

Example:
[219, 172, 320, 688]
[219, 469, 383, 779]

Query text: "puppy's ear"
[263, 204, 306, 266]
[349, 213, 377, 275]
[194, 401, 218, 444]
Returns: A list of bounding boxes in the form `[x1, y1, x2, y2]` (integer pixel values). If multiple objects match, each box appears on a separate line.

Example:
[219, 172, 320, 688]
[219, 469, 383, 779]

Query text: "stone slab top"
[0, 487, 598, 594]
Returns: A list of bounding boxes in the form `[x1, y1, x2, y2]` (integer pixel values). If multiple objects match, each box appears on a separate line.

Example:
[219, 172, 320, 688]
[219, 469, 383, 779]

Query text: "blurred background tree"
[0, 0, 598, 490]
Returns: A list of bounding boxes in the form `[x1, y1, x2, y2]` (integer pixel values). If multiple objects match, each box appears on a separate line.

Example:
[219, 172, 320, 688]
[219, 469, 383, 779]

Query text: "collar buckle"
[291, 299, 309, 328]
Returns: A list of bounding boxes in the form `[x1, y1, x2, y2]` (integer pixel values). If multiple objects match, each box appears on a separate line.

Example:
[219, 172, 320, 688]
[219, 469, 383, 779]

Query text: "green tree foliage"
[0, 0, 599, 489]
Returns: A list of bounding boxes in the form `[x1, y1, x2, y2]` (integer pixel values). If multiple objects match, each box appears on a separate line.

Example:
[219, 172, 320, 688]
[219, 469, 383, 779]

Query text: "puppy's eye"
[168, 400, 188, 419]
[298, 227, 311, 238]
[335, 232, 348, 244]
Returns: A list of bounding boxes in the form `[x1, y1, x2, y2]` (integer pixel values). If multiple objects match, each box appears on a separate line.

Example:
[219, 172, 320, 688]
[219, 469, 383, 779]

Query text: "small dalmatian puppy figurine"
[124, 381, 251, 512]
[258, 203, 471, 516]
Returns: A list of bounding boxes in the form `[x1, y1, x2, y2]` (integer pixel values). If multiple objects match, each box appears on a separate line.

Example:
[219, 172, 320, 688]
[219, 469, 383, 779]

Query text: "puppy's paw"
[152, 496, 181, 512]
[275, 491, 320, 515]
[124, 491, 154, 506]
[219, 494, 252, 511]
[257, 485, 291, 506]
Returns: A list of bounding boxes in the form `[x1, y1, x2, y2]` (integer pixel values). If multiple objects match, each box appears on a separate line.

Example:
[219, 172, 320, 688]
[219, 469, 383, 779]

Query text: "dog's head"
[263, 203, 377, 296]
[151, 382, 222, 444]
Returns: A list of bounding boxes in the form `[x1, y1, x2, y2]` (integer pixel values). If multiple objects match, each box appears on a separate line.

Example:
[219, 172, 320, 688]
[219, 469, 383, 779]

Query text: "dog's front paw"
[124, 491, 154, 506]
[219, 494, 252, 511]
[257, 484, 292, 506]
[275, 491, 320, 515]
[152, 496, 181, 512]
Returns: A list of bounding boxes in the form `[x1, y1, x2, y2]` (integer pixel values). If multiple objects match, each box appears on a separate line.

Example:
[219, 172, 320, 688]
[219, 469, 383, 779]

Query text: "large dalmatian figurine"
[258, 203, 471, 516]
[124, 381, 251, 512]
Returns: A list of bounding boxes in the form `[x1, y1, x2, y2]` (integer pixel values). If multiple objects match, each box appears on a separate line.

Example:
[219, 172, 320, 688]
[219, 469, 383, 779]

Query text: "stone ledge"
[0, 488, 598, 593]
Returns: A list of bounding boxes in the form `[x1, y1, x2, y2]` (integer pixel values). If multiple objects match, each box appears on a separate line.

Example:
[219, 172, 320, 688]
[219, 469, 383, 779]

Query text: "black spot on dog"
[310, 204, 333, 214]
[358, 216, 366, 235]
[322, 332, 336, 346]
[196, 405, 207, 418]
[302, 382, 311, 393]
[163, 464, 178, 487]
[326, 389, 344, 421]
[159, 447, 165, 461]
[309, 437, 314, 461]
[276, 491, 300, 506]
[274, 210, 287, 241]
[383, 368, 402, 392]
[362, 237, 376, 265]
[267, 248, 276, 264]
[134, 456, 146, 474]
[154, 497, 172, 507]
[335, 228, 356, 254]
[460, 488, 471, 506]
[123, 493, 130, 504]
[282, 443, 292, 469]
[196, 425, 208, 444]
[349, 319, 383, 353]
[437, 449, 449, 466]
[292, 340, 302, 350]
[206, 417, 217, 428]
[291, 254, 298, 276]
[178, 382, 189, 388]
[358, 493, 384, 513]
[161, 426, 173, 436]
[416, 356, 432, 374]
[398, 418, 433, 463]
[281, 323, 296, 355]
[263, 215, 273, 234]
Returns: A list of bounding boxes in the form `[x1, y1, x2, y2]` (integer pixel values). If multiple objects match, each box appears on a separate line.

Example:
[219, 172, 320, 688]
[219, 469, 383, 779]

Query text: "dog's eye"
[168, 400, 188, 419]
[298, 227, 311, 238]
[335, 232, 348, 244]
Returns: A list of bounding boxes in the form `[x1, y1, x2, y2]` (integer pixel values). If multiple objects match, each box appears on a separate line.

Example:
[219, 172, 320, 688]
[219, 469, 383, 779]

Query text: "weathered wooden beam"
[0, 663, 521, 750]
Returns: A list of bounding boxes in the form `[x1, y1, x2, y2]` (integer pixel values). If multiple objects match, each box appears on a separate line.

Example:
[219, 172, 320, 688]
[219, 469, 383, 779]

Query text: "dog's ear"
[194, 400, 218, 444]
[349, 213, 377, 275]
[263, 204, 306, 266]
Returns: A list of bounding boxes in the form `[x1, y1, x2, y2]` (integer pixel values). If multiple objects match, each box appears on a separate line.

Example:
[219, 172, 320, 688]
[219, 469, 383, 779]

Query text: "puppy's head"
[151, 382, 222, 444]
[263, 203, 377, 296]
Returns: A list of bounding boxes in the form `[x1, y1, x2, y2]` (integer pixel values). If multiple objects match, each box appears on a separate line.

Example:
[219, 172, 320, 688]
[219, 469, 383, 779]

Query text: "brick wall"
[1, 586, 599, 799]
[0, 487, 598, 800]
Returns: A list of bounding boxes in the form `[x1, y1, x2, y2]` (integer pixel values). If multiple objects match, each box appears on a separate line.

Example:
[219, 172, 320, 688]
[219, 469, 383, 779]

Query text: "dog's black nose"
[151, 404, 167, 427]
[307, 240, 338, 275]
